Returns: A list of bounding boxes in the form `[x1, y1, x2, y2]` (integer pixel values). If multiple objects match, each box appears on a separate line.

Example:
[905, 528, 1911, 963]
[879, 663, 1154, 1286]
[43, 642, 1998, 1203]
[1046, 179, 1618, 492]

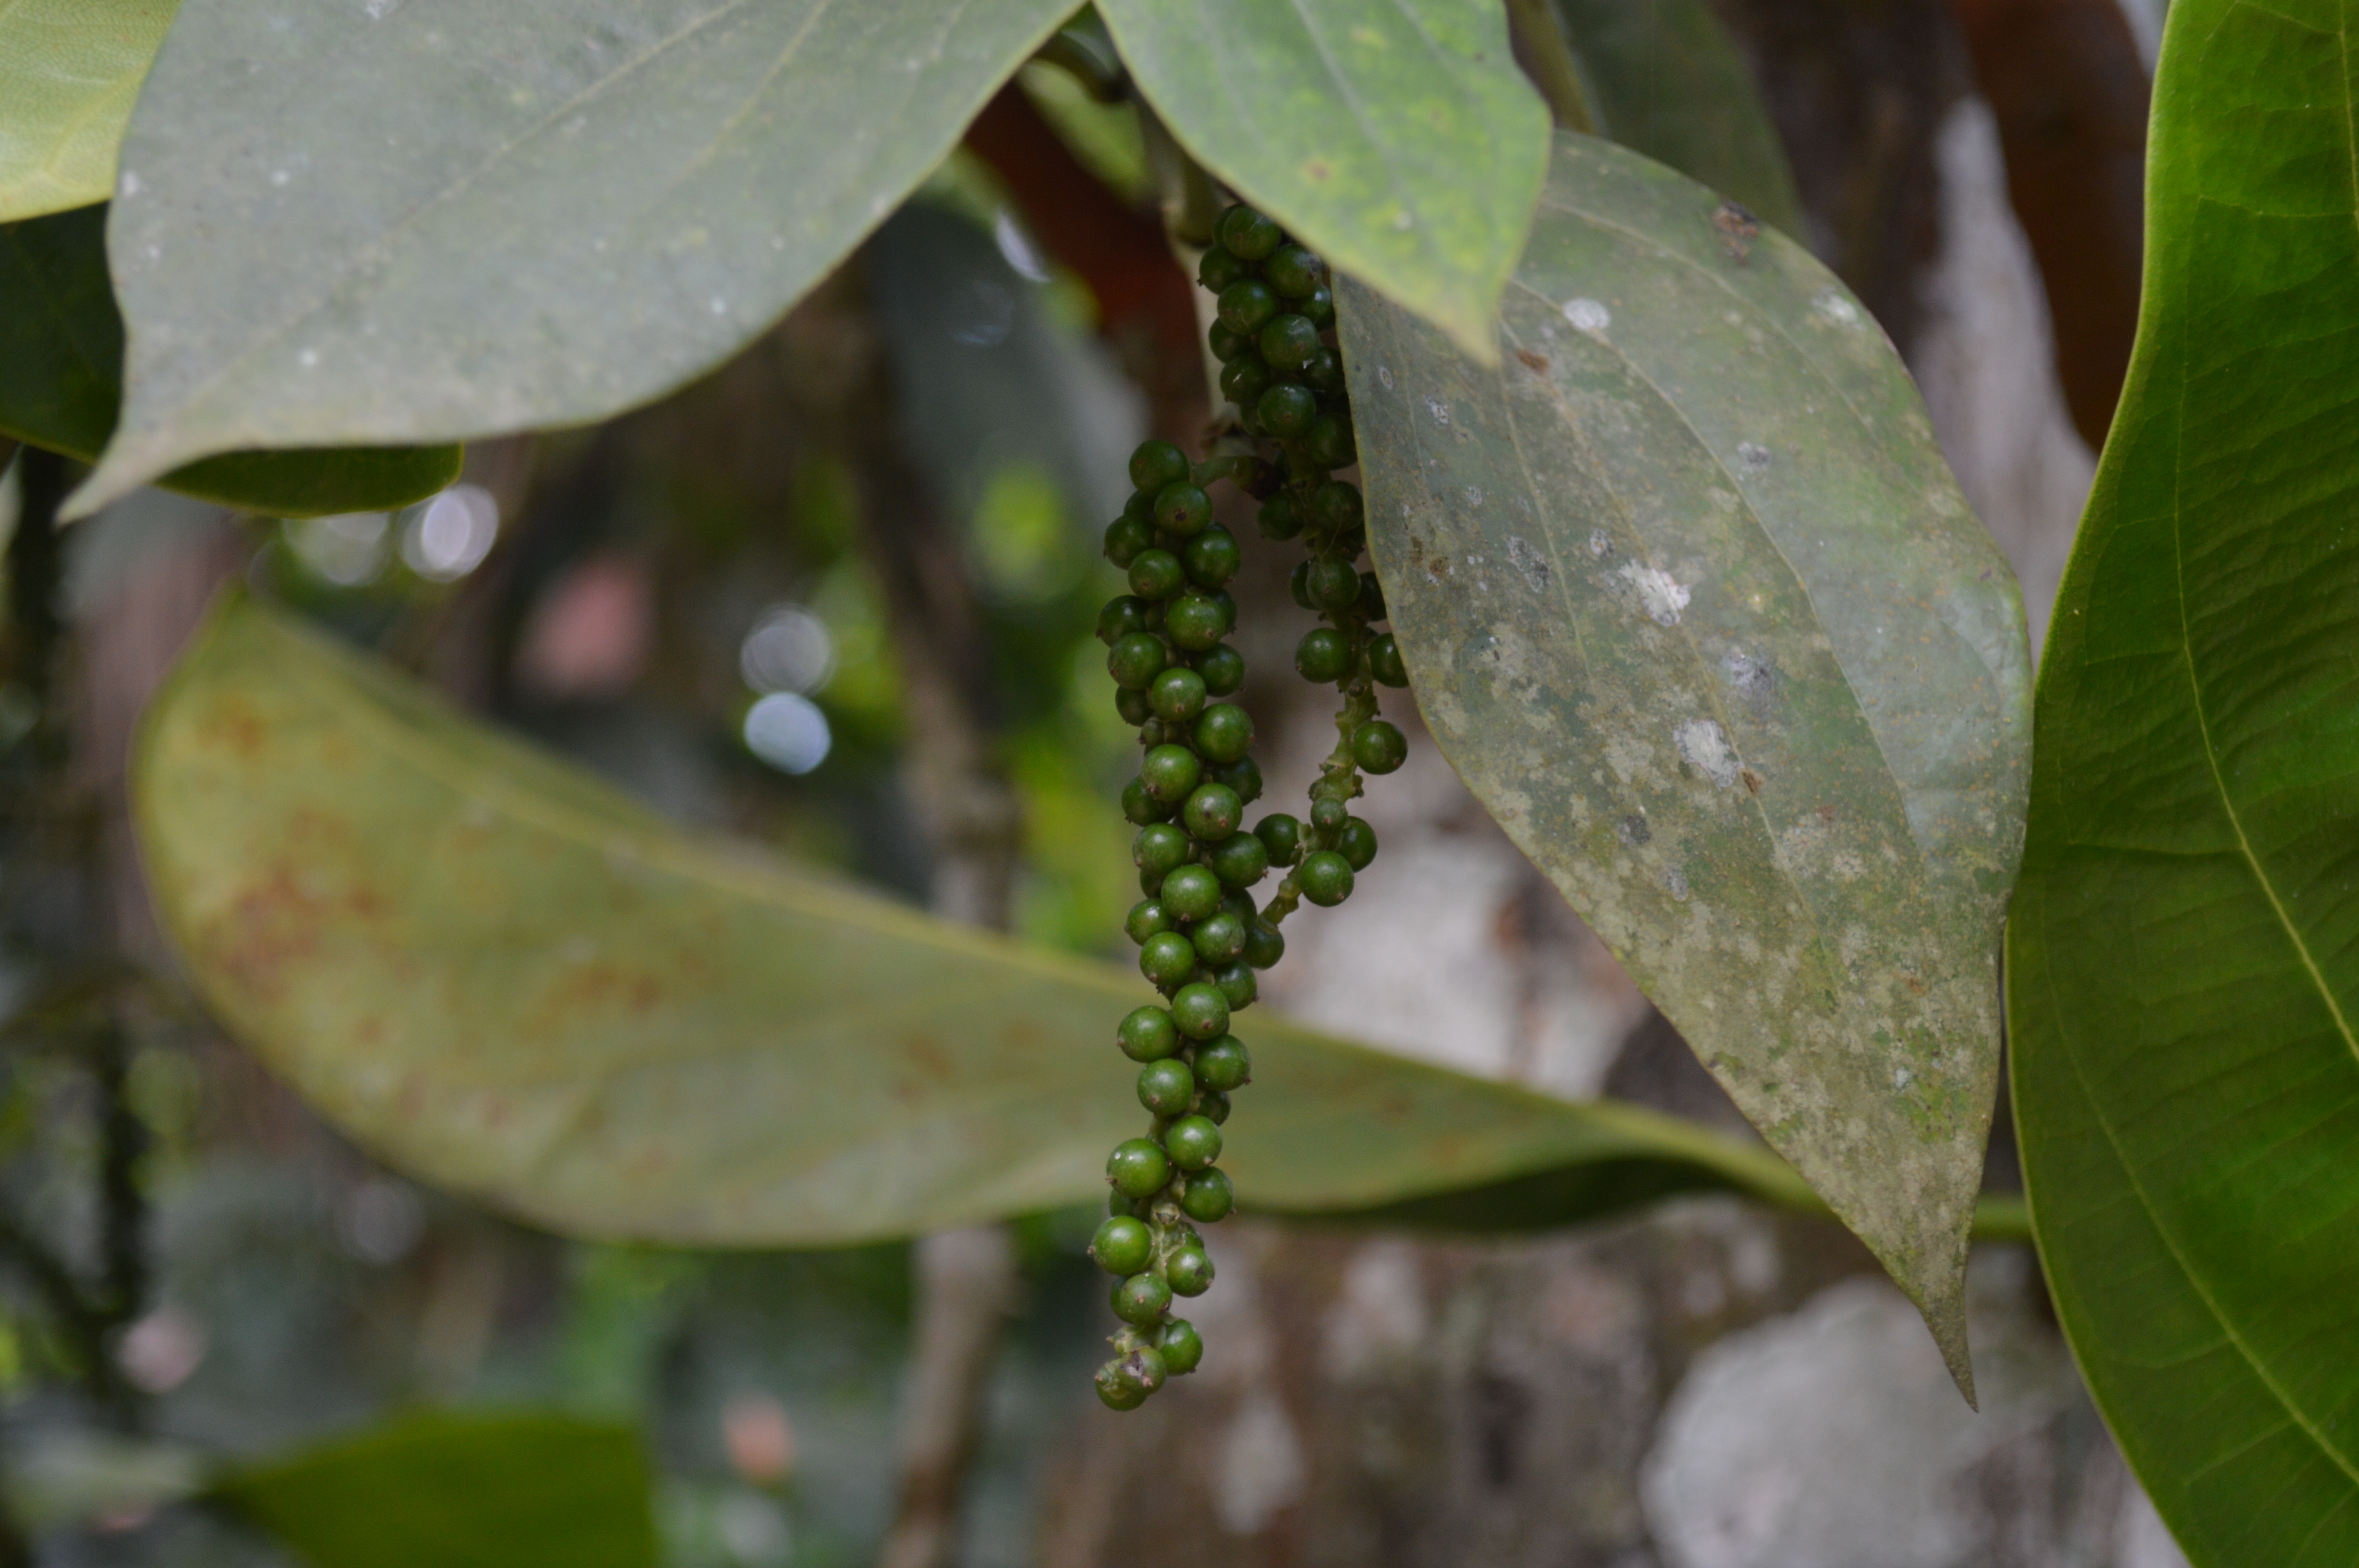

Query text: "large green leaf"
[0, 207, 458, 517]
[215, 1413, 655, 1568]
[1340, 130, 2030, 1391]
[2008, 2, 2359, 1559]
[133, 593, 1835, 1246]
[0, 0, 175, 223]
[66, 0, 1072, 517]
[1096, 0, 1548, 365]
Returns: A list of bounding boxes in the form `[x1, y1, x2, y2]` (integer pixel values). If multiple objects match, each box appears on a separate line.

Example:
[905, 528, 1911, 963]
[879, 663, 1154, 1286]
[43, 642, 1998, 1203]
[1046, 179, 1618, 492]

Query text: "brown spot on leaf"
[1516, 349, 1550, 373]
[1305, 158, 1333, 183]
[1712, 198, 1759, 262]
[1740, 768, 1763, 795]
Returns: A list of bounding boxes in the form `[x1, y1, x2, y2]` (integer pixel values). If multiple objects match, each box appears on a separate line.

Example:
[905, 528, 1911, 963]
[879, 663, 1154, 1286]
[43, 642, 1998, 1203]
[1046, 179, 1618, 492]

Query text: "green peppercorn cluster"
[1087, 203, 1412, 1412]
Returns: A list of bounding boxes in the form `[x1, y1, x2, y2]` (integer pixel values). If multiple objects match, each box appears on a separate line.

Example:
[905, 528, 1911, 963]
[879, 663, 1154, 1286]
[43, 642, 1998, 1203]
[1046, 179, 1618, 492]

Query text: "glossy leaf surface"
[1097, 0, 1548, 365]
[0, 0, 175, 222]
[2009, 2, 2359, 1558]
[1342, 131, 2030, 1389]
[134, 595, 1822, 1246]
[0, 207, 458, 516]
[69, 0, 1072, 515]
[216, 1414, 654, 1568]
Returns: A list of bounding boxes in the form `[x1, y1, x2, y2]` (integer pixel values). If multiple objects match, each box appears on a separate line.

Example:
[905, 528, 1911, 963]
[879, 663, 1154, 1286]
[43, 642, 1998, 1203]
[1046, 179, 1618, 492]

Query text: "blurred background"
[0, 1, 2183, 1563]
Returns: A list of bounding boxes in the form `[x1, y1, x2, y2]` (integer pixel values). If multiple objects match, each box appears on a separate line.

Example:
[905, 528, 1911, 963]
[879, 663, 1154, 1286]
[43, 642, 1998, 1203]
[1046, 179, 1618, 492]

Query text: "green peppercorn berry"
[1167, 1245, 1215, 1298]
[1113, 1270, 1174, 1324]
[1220, 886, 1257, 921]
[1194, 703, 1255, 764]
[1118, 1006, 1179, 1062]
[1103, 515, 1152, 568]
[1307, 559, 1361, 612]
[1134, 822, 1191, 878]
[1369, 632, 1408, 687]
[1210, 589, 1239, 635]
[1181, 1169, 1235, 1224]
[1171, 983, 1230, 1040]
[1209, 831, 1269, 889]
[1166, 1114, 1223, 1171]
[1125, 899, 1172, 946]
[1139, 930, 1197, 987]
[1199, 1088, 1231, 1124]
[1266, 243, 1327, 297]
[1295, 627, 1352, 683]
[1338, 816, 1379, 871]
[1182, 527, 1241, 589]
[1254, 813, 1301, 865]
[1149, 666, 1208, 724]
[1121, 778, 1171, 825]
[1157, 1317, 1205, 1374]
[1302, 347, 1344, 393]
[1216, 278, 1279, 335]
[1108, 1138, 1171, 1200]
[1217, 204, 1284, 260]
[1195, 1035, 1251, 1091]
[1097, 595, 1150, 646]
[1311, 481, 1363, 532]
[1358, 570, 1387, 621]
[1091, 1214, 1153, 1275]
[1197, 644, 1246, 697]
[1137, 1058, 1196, 1117]
[1257, 492, 1304, 541]
[1129, 440, 1190, 495]
[1182, 782, 1244, 841]
[1242, 918, 1285, 970]
[1257, 382, 1318, 437]
[1210, 756, 1262, 805]
[1207, 320, 1250, 362]
[1115, 687, 1153, 728]
[1165, 593, 1228, 653]
[1299, 849, 1355, 906]
[1258, 313, 1322, 372]
[1302, 283, 1335, 326]
[1127, 549, 1183, 602]
[1107, 632, 1168, 691]
[1215, 962, 1258, 1010]
[1118, 1342, 1169, 1394]
[1218, 354, 1271, 410]
[1198, 246, 1246, 292]
[1139, 744, 1202, 802]
[1109, 1191, 1144, 1219]
[1154, 483, 1212, 538]
[1161, 864, 1223, 922]
[1138, 718, 1167, 748]
[1305, 412, 1356, 471]
[1095, 1359, 1147, 1410]
[1353, 719, 1408, 775]
[1289, 561, 1316, 610]
[1310, 796, 1349, 833]
[1191, 911, 1247, 965]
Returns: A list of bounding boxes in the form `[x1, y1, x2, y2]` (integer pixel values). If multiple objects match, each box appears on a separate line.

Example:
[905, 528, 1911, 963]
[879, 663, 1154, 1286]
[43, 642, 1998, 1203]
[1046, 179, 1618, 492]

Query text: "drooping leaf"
[67, 0, 1074, 517]
[0, 207, 458, 516]
[0, 0, 176, 223]
[2008, 2, 2359, 1559]
[1096, 0, 1549, 365]
[214, 1414, 654, 1568]
[133, 594, 1825, 1246]
[1340, 130, 2030, 1393]
[1550, 0, 1805, 238]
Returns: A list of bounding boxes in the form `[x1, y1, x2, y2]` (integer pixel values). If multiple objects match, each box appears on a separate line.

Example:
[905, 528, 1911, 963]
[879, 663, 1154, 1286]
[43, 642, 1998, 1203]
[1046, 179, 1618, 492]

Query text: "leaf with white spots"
[1339, 131, 2030, 1395]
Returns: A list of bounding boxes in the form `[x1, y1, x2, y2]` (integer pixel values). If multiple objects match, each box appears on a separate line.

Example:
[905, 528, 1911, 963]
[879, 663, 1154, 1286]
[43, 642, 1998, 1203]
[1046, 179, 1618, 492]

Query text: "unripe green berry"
[1171, 983, 1230, 1040]
[1182, 527, 1241, 589]
[1195, 1035, 1251, 1091]
[1254, 813, 1302, 865]
[1103, 515, 1153, 567]
[1110, 1191, 1145, 1219]
[1214, 961, 1258, 1010]
[1294, 627, 1352, 683]
[1197, 644, 1246, 697]
[1154, 482, 1212, 537]
[1181, 1169, 1235, 1224]
[1157, 1317, 1205, 1374]
[1216, 278, 1279, 335]
[1208, 831, 1269, 889]
[1108, 632, 1168, 690]
[1217, 204, 1284, 260]
[1194, 703, 1254, 764]
[1302, 283, 1335, 326]
[1165, 593, 1228, 652]
[1289, 561, 1316, 610]
[1091, 1215, 1153, 1275]
[1302, 347, 1344, 393]
[1209, 589, 1239, 635]
[1219, 354, 1271, 409]
[1113, 1270, 1174, 1324]
[1190, 911, 1247, 964]
[1199, 1087, 1231, 1124]
[1098, 595, 1151, 646]
[1134, 822, 1192, 878]
[1210, 757, 1262, 805]
[1095, 1359, 1147, 1410]
[1167, 1245, 1215, 1297]
[1122, 779, 1171, 826]
[1258, 313, 1322, 372]
[1182, 782, 1244, 841]
[1108, 1138, 1171, 1200]
[1118, 1006, 1179, 1062]
[1299, 849, 1354, 906]
[1140, 744, 1201, 802]
[1306, 558, 1361, 612]
[1266, 244, 1327, 297]
[1258, 492, 1304, 541]
[1219, 887, 1258, 924]
[1165, 1114, 1223, 1170]
[1207, 319, 1250, 361]
[1306, 412, 1356, 471]
[1198, 247, 1247, 292]
[1127, 549, 1183, 601]
[1353, 719, 1408, 775]
[1369, 632, 1408, 687]
[1137, 717, 1166, 748]
[1358, 570, 1387, 621]
[1115, 687, 1153, 728]
[1140, 930, 1198, 987]
[1161, 865, 1223, 922]
[1257, 382, 1317, 437]
[1117, 1343, 1169, 1394]
[1243, 918, 1285, 969]
[1126, 899, 1173, 946]
[1129, 440, 1191, 495]
[1138, 1058, 1196, 1117]
[1149, 666, 1208, 724]
[1311, 481, 1364, 531]
[1338, 816, 1379, 871]
[1309, 796, 1349, 833]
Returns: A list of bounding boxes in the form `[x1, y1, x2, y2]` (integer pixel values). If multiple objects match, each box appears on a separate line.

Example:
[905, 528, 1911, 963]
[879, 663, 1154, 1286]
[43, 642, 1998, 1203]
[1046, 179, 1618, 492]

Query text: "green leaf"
[1096, 0, 1549, 365]
[215, 1413, 654, 1568]
[1340, 129, 2030, 1394]
[2007, 2, 2359, 1559]
[67, 0, 1074, 517]
[0, 207, 458, 516]
[1549, 0, 1805, 238]
[0, 0, 176, 223]
[132, 593, 1823, 1245]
